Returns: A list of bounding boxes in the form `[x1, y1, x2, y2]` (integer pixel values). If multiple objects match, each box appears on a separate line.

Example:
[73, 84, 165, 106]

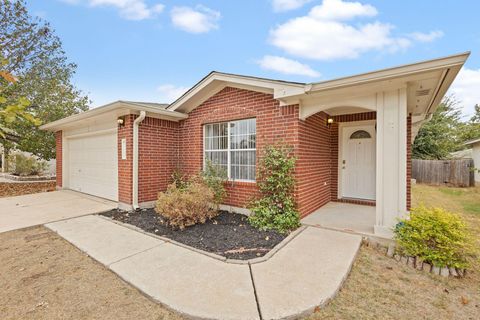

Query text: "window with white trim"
[204, 118, 256, 181]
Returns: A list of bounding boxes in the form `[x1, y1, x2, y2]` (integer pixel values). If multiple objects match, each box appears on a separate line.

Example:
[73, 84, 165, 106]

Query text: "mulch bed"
[101, 208, 287, 260]
[0, 181, 56, 198]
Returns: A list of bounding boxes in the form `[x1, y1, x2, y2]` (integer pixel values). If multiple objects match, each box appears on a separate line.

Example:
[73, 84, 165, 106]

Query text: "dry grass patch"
[310, 184, 480, 319]
[0, 226, 183, 320]
[309, 245, 480, 320]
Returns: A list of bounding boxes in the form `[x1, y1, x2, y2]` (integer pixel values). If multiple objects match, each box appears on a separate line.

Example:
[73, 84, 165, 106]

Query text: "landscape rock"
[386, 244, 395, 257]
[440, 267, 450, 277]
[432, 266, 440, 275]
[449, 267, 458, 277]
[422, 262, 431, 272]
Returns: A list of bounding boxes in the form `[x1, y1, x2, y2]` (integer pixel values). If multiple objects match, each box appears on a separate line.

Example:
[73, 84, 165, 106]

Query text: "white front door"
[341, 124, 376, 200]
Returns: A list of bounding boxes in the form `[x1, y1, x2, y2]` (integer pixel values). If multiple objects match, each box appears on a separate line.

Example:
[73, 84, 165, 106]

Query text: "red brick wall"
[118, 115, 135, 204]
[55, 131, 62, 187]
[330, 112, 377, 201]
[407, 114, 412, 210]
[177, 87, 299, 208]
[138, 117, 179, 203]
[296, 112, 331, 217]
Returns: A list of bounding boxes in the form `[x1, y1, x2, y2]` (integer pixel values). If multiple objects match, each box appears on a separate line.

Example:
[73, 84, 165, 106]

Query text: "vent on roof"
[415, 89, 431, 96]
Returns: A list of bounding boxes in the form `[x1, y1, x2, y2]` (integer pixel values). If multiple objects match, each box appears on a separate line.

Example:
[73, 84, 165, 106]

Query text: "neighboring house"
[465, 138, 480, 183]
[40, 52, 469, 238]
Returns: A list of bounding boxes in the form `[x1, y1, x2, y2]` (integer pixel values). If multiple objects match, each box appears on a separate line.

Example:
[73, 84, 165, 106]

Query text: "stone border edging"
[97, 214, 307, 265]
[366, 240, 468, 278]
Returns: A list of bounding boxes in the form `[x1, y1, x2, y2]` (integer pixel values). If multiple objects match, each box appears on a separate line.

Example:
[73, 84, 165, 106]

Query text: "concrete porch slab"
[0, 190, 116, 233]
[251, 227, 361, 320]
[46, 215, 163, 265]
[301, 202, 376, 236]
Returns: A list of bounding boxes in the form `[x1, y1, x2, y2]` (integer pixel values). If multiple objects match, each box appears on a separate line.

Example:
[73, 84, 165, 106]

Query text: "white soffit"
[40, 101, 187, 131]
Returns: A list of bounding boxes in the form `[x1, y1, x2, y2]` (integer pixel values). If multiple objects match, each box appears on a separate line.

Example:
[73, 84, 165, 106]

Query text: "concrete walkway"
[0, 190, 116, 234]
[46, 215, 361, 320]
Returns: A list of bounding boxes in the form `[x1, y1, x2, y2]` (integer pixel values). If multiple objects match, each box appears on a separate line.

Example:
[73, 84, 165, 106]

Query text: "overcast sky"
[29, 0, 480, 118]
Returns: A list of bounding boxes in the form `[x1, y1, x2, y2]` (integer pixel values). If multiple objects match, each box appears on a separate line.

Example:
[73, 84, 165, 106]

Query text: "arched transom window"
[350, 130, 371, 139]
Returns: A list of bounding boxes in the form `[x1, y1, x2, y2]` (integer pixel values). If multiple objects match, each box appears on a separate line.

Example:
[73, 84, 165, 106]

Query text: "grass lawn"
[309, 184, 480, 320]
[0, 226, 183, 320]
[1, 184, 478, 319]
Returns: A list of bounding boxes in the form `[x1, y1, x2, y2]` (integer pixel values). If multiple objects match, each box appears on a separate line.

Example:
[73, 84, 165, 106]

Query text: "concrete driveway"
[0, 190, 116, 234]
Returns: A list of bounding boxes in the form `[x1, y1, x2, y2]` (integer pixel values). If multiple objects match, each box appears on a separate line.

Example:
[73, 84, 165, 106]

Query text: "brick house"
[41, 53, 468, 238]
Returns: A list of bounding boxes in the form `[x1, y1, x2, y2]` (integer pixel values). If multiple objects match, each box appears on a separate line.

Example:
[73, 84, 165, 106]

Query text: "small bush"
[248, 144, 300, 233]
[155, 176, 218, 230]
[201, 160, 227, 208]
[394, 206, 477, 269]
[10, 153, 47, 176]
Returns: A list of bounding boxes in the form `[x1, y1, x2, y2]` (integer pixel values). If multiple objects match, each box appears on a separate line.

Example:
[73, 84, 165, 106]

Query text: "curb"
[98, 214, 307, 265]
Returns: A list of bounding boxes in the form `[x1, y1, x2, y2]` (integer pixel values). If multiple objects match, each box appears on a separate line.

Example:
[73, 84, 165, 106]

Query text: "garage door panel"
[67, 131, 118, 201]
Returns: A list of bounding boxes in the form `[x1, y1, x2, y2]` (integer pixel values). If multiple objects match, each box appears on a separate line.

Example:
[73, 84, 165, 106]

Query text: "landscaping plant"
[155, 164, 226, 229]
[10, 153, 47, 176]
[248, 144, 300, 233]
[201, 160, 227, 208]
[394, 205, 477, 269]
[156, 176, 218, 230]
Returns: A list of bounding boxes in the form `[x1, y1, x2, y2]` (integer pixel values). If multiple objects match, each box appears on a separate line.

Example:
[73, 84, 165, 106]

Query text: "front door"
[341, 124, 376, 200]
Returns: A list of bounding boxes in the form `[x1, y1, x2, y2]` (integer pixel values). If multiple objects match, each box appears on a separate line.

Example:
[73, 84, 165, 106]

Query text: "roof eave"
[306, 52, 470, 94]
[40, 101, 187, 131]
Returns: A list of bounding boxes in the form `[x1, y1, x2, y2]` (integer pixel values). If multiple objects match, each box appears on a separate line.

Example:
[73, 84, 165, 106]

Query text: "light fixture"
[327, 118, 334, 127]
[117, 117, 125, 126]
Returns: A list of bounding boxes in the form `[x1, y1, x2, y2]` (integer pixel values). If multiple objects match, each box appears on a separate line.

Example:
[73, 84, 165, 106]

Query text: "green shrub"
[10, 153, 47, 176]
[155, 176, 218, 230]
[201, 160, 227, 208]
[248, 144, 300, 233]
[394, 206, 477, 269]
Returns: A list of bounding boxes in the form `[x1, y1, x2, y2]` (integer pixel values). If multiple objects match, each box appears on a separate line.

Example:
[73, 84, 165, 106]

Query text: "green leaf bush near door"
[248, 144, 300, 233]
[394, 206, 477, 269]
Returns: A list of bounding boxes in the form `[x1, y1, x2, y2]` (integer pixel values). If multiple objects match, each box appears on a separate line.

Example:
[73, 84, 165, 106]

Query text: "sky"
[27, 0, 480, 118]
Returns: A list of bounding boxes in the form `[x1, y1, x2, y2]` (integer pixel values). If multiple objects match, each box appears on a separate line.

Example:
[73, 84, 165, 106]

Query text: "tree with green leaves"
[459, 104, 480, 143]
[0, 55, 40, 140]
[412, 96, 464, 159]
[0, 0, 88, 160]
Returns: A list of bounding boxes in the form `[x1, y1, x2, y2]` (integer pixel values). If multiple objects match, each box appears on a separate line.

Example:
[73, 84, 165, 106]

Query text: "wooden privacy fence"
[412, 159, 475, 187]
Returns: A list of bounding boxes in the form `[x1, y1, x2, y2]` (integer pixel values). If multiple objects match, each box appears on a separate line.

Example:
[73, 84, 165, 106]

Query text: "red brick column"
[118, 115, 135, 205]
[55, 131, 62, 188]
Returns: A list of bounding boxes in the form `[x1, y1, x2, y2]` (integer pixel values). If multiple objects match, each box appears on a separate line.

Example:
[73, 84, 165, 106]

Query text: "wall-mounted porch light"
[117, 116, 125, 127]
[326, 117, 334, 127]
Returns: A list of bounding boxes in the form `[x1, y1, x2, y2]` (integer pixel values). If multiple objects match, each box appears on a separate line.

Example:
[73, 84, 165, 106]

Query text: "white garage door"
[67, 131, 118, 201]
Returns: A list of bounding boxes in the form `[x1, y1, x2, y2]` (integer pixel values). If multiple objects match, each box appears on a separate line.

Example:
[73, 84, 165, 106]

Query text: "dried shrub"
[155, 176, 218, 229]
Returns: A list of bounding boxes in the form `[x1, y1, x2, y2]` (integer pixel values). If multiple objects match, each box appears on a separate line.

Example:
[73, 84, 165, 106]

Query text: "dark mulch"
[100, 208, 286, 260]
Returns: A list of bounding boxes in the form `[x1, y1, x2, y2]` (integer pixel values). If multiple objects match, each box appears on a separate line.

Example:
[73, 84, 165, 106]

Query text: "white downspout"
[132, 111, 146, 210]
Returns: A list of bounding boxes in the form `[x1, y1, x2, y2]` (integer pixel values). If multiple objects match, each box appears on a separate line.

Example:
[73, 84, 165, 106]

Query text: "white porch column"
[375, 88, 407, 238]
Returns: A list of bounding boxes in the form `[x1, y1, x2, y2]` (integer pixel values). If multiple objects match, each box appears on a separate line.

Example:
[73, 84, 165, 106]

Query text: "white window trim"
[203, 119, 256, 183]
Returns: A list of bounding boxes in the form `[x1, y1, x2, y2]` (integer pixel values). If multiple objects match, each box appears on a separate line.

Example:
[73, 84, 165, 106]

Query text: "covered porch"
[302, 202, 376, 236]
[284, 53, 468, 238]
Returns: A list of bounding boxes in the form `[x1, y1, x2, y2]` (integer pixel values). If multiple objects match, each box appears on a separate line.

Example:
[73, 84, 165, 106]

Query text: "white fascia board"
[306, 52, 469, 93]
[167, 72, 305, 112]
[40, 101, 187, 131]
